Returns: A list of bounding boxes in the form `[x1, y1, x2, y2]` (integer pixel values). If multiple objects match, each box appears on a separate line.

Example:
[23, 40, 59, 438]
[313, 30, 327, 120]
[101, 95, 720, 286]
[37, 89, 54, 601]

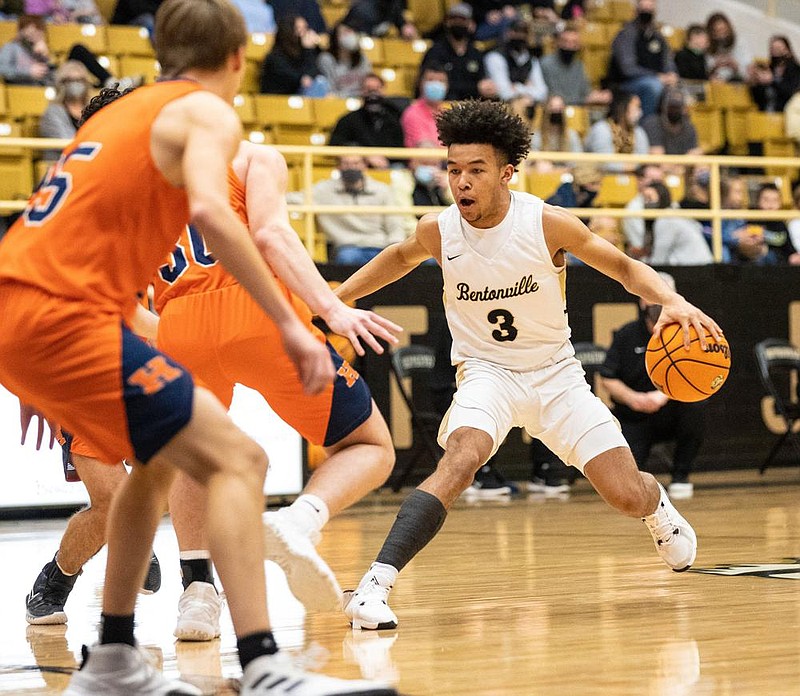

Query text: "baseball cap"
[447, 3, 473, 19]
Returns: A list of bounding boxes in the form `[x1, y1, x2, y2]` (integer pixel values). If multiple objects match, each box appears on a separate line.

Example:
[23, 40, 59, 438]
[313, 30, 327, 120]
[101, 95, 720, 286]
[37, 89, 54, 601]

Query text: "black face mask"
[340, 169, 364, 188]
[448, 24, 470, 41]
[507, 38, 528, 53]
[770, 55, 787, 70]
[637, 10, 654, 26]
[558, 47, 577, 64]
[549, 111, 564, 126]
[665, 107, 683, 124]
[363, 93, 384, 113]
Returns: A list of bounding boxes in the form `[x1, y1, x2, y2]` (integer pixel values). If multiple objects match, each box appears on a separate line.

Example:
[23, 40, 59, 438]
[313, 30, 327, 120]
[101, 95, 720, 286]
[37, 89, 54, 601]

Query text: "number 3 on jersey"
[158, 225, 217, 284]
[488, 308, 518, 342]
[23, 143, 102, 226]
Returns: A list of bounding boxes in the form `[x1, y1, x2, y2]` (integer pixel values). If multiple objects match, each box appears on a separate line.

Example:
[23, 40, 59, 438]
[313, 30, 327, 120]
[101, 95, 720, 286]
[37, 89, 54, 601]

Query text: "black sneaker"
[527, 461, 570, 497]
[25, 554, 80, 625]
[464, 464, 514, 498]
[140, 552, 161, 595]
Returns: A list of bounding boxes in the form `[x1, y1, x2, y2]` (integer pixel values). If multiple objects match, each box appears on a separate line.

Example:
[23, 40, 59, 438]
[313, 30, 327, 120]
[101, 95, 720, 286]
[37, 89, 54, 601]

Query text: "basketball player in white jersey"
[335, 99, 723, 630]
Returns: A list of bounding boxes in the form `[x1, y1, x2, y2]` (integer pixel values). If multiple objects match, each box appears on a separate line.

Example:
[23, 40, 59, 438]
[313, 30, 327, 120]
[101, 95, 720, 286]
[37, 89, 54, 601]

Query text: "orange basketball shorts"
[0, 282, 194, 465]
[156, 283, 372, 447]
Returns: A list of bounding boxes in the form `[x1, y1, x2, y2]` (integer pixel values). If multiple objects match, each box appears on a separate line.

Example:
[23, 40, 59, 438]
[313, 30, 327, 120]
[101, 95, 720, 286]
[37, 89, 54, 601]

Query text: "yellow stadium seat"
[0, 154, 34, 200]
[580, 22, 609, 49]
[585, 0, 613, 22]
[242, 60, 261, 93]
[314, 96, 360, 130]
[565, 105, 590, 138]
[724, 107, 751, 154]
[47, 23, 107, 54]
[526, 170, 564, 200]
[320, 3, 348, 28]
[0, 83, 7, 117]
[581, 46, 610, 87]
[689, 104, 724, 153]
[595, 174, 636, 207]
[233, 93, 257, 128]
[0, 20, 17, 46]
[610, 0, 635, 22]
[246, 32, 274, 62]
[95, 0, 116, 22]
[6, 85, 54, 120]
[119, 56, 160, 83]
[106, 25, 154, 58]
[706, 81, 753, 110]
[96, 54, 120, 79]
[763, 138, 798, 179]
[660, 25, 685, 52]
[746, 111, 786, 142]
[378, 66, 413, 96]
[407, 0, 444, 34]
[380, 38, 430, 68]
[255, 94, 315, 127]
[360, 37, 384, 66]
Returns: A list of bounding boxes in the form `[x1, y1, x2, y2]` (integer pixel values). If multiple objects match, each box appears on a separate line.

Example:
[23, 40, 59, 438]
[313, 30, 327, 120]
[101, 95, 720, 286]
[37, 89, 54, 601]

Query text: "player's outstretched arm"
[544, 205, 723, 349]
[241, 143, 401, 356]
[334, 213, 439, 304]
[158, 94, 333, 394]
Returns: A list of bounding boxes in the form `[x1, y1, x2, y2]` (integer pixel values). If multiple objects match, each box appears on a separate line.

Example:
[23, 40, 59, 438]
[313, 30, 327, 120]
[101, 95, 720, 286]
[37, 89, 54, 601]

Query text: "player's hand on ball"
[655, 297, 723, 350]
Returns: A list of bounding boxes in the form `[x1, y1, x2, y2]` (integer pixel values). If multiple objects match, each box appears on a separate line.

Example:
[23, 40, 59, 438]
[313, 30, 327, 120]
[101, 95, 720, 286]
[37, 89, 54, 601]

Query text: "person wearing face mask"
[329, 73, 404, 169]
[641, 87, 701, 158]
[483, 18, 547, 106]
[401, 64, 448, 148]
[674, 24, 709, 82]
[529, 94, 582, 174]
[318, 21, 372, 98]
[748, 35, 800, 113]
[584, 90, 649, 173]
[600, 273, 705, 501]
[607, 0, 677, 117]
[410, 146, 452, 209]
[419, 3, 497, 100]
[540, 25, 611, 106]
[260, 14, 328, 96]
[312, 153, 406, 266]
[39, 60, 93, 159]
[343, 0, 418, 39]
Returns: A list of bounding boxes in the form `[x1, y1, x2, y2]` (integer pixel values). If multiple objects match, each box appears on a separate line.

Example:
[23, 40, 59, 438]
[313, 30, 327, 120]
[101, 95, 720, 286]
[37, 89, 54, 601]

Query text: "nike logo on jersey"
[634, 346, 646, 354]
[446, 254, 463, 261]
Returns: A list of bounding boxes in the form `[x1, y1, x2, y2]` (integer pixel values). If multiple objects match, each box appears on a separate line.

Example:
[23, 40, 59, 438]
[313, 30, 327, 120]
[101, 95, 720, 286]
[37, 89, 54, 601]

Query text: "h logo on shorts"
[336, 361, 359, 388]
[128, 356, 184, 395]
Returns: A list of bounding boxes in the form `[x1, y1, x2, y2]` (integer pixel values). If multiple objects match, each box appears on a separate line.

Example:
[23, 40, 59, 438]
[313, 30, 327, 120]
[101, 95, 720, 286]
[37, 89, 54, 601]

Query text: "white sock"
[364, 562, 398, 589]
[284, 494, 329, 536]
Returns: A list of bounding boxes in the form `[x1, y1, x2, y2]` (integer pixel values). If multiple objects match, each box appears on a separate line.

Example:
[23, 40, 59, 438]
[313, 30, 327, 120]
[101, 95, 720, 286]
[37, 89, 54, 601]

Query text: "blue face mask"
[415, 165, 437, 185]
[422, 80, 447, 102]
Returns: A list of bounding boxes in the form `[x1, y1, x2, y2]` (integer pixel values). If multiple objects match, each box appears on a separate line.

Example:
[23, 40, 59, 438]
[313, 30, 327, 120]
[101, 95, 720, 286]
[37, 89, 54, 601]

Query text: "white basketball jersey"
[439, 190, 572, 371]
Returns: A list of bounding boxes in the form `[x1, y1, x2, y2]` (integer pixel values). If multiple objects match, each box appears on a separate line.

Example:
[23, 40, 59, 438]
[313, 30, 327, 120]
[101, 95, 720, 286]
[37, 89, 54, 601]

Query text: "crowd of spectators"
[1, 0, 800, 266]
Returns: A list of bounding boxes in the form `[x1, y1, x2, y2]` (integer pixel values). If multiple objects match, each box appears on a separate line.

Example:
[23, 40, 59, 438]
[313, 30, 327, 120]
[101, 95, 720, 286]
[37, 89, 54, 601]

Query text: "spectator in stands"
[268, 0, 326, 35]
[483, 18, 547, 107]
[755, 182, 800, 265]
[0, 14, 54, 84]
[719, 175, 764, 264]
[539, 24, 611, 106]
[600, 272, 704, 500]
[560, 0, 584, 21]
[318, 21, 371, 98]
[232, 0, 276, 33]
[0, 0, 23, 20]
[607, 0, 677, 117]
[648, 182, 714, 266]
[674, 24, 709, 81]
[313, 153, 406, 266]
[788, 184, 800, 255]
[584, 91, 649, 172]
[469, 1, 522, 42]
[545, 162, 600, 211]
[39, 60, 92, 159]
[343, 0, 417, 40]
[110, 0, 162, 35]
[706, 12, 749, 83]
[260, 14, 328, 96]
[623, 163, 664, 260]
[27, 0, 103, 24]
[328, 73, 404, 169]
[401, 63, 447, 148]
[410, 142, 451, 208]
[529, 94, 582, 173]
[641, 86, 701, 157]
[420, 3, 497, 101]
[748, 35, 800, 113]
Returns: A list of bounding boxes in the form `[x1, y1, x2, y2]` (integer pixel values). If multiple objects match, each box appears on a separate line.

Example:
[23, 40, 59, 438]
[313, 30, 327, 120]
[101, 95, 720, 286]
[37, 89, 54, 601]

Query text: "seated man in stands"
[539, 24, 611, 105]
[600, 273, 705, 500]
[312, 154, 406, 266]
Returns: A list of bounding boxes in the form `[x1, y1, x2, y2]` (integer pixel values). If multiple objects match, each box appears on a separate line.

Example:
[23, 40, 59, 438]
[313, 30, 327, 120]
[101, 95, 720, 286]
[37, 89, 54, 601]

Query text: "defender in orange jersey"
[156, 141, 399, 639]
[0, 1, 396, 694]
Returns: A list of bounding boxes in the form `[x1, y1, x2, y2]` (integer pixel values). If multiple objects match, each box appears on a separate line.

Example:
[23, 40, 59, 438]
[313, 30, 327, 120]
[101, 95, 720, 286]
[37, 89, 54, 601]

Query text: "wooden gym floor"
[1, 468, 799, 695]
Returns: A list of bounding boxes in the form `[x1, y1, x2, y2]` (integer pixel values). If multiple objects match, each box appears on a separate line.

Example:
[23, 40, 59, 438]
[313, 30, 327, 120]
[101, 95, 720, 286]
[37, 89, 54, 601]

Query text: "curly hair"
[78, 86, 138, 127]
[436, 99, 530, 168]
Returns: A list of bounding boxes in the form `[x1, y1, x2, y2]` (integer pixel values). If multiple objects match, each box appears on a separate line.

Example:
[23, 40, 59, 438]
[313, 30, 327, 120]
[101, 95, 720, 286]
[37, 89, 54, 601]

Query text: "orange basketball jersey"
[0, 81, 201, 319]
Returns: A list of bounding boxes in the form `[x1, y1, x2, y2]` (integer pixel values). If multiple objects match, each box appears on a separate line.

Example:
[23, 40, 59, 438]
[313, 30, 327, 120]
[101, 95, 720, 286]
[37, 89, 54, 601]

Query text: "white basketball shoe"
[63, 643, 202, 695]
[263, 510, 341, 611]
[642, 483, 697, 572]
[240, 651, 397, 695]
[174, 581, 222, 641]
[342, 577, 398, 631]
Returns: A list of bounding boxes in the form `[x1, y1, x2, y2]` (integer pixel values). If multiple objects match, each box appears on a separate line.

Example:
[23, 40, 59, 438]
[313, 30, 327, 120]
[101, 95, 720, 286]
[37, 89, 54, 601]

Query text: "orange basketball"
[645, 323, 731, 402]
